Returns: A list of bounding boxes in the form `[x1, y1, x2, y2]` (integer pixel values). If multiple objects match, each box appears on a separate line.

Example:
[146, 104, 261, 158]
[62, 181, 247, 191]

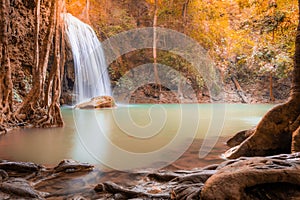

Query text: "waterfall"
[64, 13, 111, 104]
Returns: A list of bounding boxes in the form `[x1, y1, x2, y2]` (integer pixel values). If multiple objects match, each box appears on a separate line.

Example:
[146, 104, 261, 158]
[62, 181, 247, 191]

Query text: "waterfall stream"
[65, 13, 111, 104]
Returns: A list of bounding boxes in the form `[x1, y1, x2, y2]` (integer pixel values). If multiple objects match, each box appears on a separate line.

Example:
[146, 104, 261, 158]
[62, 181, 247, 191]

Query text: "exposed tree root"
[0, 155, 299, 199]
[94, 181, 170, 199]
[173, 183, 203, 200]
[0, 0, 66, 131]
[201, 155, 300, 200]
[225, 96, 300, 159]
[292, 126, 300, 152]
[226, 128, 255, 148]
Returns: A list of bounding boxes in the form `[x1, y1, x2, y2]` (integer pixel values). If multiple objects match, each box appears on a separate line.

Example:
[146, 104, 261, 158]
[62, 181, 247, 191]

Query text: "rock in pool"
[75, 96, 116, 109]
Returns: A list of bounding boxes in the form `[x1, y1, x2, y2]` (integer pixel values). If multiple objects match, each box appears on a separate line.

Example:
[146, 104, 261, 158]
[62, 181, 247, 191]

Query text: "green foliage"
[95, 10, 136, 38]
[157, 51, 205, 90]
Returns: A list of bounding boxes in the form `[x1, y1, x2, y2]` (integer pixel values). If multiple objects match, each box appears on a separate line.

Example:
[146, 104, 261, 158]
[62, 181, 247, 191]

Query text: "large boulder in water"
[75, 96, 116, 109]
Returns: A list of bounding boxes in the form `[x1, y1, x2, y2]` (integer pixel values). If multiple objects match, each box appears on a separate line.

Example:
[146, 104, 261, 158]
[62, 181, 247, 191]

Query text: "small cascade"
[64, 13, 111, 104]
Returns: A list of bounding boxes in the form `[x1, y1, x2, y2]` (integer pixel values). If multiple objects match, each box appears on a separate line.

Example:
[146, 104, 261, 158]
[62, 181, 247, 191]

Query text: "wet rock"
[147, 172, 180, 182]
[54, 159, 94, 173]
[1, 154, 300, 199]
[61, 39, 76, 105]
[173, 183, 203, 200]
[75, 96, 116, 109]
[94, 181, 170, 199]
[171, 170, 216, 184]
[0, 170, 8, 182]
[0, 178, 44, 199]
[200, 154, 300, 200]
[0, 160, 41, 173]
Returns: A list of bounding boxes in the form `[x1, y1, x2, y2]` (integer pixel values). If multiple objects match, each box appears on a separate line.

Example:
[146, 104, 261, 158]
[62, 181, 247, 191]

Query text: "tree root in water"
[0, 154, 300, 199]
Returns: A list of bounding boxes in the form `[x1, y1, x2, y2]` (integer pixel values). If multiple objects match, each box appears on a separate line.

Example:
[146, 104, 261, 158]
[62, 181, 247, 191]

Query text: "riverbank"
[124, 75, 291, 104]
[1, 152, 300, 199]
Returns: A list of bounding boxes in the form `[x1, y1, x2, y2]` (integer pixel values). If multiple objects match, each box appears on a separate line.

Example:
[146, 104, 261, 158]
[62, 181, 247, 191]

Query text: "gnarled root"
[292, 126, 300, 153]
[201, 155, 300, 200]
[225, 97, 300, 159]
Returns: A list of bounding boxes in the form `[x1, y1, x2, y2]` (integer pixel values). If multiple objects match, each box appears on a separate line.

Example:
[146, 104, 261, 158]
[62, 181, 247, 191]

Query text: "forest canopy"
[80, 0, 298, 82]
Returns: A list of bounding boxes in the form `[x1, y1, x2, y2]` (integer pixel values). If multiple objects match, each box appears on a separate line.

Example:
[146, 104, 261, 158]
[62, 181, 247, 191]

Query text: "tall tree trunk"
[224, 1, 300, 158]
[0, 0, 65, 131]
[182, 0, 189, 25]
[269, 72, 275, 102]
[34, 0, 40, 73]
[42, 0, 64, 127]
[153, 0, 161, 98]
[85, 0, 90, 22]
[14, 0, 65, 128]
[177, 0, 190, 99]
[292, 0, 300, 97]
[0, 0, 13, 132]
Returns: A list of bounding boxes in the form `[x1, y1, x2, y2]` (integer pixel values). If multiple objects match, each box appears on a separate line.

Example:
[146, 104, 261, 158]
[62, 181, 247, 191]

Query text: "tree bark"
[13, 0, 65, 128]
[177, 0, 189, 99]
[231, 76, 248, 103]
[85, 0, 90, 22]
[269, 72, 275, 102]
[0, 0, 13, 132]
[153, 0, 161, 98]
[34, 0, 40, 74]
[292, 0, 300, 97]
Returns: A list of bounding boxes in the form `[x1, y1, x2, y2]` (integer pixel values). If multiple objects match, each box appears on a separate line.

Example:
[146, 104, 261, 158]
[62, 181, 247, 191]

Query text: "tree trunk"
[182, 0, 189, 25]
[231, 76, 248, 103]
[85, 0, 90, 22]
[34, 0, 40, 73]
[292, 0, 300, 97]
[177, 0, 189, 99]
[43, 0, 64, 127]
[153, 0, 161, 98]
[0, 0, 13, 133]
[13, 0, 65, 128]
[269, 72, 275, 102]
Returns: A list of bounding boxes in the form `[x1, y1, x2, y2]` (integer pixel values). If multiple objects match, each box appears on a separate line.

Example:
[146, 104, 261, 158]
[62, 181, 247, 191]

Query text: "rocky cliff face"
[5, 0, 52, 102]
[3, 0, 74, 105]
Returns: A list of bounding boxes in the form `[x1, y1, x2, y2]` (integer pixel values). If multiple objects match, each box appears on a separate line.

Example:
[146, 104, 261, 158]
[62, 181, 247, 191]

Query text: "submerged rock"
[0, 178, 45, 199]
[75, 96, 116, 109]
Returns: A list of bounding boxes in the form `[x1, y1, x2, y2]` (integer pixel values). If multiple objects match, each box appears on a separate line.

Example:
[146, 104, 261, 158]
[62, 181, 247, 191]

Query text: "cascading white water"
[64, 13, 111, 104]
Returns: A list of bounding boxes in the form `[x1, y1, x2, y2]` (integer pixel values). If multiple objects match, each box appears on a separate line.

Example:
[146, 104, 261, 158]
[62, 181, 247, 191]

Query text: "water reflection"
[0, 104, 274, 170]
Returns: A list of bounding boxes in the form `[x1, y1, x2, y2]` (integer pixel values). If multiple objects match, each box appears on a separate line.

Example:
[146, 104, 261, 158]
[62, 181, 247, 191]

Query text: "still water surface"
[0, 104, 273, 170]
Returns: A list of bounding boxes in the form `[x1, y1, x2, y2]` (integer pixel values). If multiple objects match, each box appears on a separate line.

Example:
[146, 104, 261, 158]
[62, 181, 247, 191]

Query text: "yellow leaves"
[146, 0, 163, 6]
[66, 0, 86, 16]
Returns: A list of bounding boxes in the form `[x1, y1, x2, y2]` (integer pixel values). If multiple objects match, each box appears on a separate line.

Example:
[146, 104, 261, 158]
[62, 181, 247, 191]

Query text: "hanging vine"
[0, 0, 66, 132]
